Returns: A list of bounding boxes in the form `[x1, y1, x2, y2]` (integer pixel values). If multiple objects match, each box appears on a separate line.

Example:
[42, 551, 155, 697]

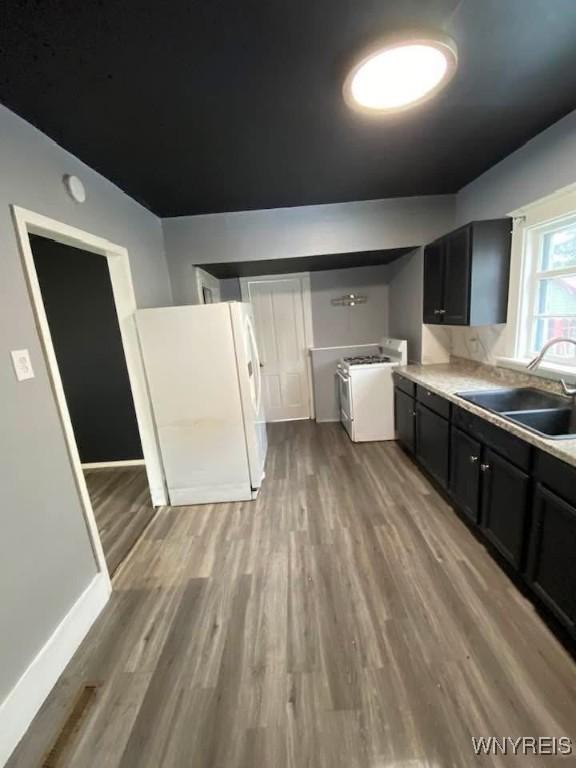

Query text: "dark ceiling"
[201, 248, 415, 279]
[2, 0, 576, 217]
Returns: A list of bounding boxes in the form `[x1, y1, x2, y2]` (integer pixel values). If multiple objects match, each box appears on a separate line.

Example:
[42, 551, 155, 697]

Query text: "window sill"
[496, 356, 576, 385]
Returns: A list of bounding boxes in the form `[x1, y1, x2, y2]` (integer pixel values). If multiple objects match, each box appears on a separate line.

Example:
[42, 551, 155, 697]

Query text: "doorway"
[12, 206, 167, 581]
[240, 272, 314, 421]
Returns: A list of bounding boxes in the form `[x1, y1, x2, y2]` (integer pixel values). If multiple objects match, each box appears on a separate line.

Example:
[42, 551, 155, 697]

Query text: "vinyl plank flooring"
[84, 467, 156, 574]
[8, 421, 576, 768]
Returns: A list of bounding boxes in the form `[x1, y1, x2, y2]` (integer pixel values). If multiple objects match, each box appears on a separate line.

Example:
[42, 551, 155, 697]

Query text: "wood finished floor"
[84, 467, 156, 575]
[9, 421, 576, 767]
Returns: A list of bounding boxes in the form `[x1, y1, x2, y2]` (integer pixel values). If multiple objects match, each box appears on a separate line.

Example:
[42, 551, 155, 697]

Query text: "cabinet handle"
[434, 309, 441, 315]
[469, 455, 479, 463]
[426, 391, 432, 396]
[480, 463, 490, 472]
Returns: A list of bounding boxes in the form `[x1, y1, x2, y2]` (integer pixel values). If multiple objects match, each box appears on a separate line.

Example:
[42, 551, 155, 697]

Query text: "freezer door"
[136, 304, 252, 505]
[230, 302, 268, 492]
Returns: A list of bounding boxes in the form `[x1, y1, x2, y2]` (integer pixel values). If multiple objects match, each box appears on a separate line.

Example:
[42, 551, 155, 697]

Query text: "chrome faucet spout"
[527, 336, 576, 369]
[526, 336, 576, 397]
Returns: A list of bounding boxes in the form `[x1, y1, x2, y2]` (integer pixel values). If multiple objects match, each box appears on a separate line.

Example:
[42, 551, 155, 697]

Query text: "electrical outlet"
[11, 349, 35, 381]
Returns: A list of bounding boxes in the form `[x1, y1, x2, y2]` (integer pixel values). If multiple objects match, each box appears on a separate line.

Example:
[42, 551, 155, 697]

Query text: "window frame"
[517, 215, 576, 365]
[498, 183, 576, 381]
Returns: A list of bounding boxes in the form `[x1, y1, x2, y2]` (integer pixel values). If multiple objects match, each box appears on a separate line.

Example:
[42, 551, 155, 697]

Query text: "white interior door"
[241, 274, 313, 422]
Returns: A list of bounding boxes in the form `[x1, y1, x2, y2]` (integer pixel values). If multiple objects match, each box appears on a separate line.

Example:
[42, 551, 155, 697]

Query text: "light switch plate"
[11, 349, 35, 381]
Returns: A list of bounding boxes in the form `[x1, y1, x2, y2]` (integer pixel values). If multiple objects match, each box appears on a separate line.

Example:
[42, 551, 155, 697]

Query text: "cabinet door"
[394, 388, 416, 453]
[480, 448, 530, 569]
[527, 484, 576, 636]
[449, 427, 481, 524]
[423, 241, 444, 324]
[415, 403, 449, 488]
[443, 227, 471, 325]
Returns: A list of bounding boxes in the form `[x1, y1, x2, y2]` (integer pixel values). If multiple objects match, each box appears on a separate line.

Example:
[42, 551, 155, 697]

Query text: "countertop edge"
[395, 367, 576, 470]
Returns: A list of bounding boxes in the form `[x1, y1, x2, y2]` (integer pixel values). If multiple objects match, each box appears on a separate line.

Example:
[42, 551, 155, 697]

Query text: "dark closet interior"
[31, 234, 143, 463]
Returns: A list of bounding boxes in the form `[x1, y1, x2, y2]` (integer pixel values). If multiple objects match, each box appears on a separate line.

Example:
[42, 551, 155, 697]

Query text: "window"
[519, 217, 576, 364]
[505, 185, 576, 375]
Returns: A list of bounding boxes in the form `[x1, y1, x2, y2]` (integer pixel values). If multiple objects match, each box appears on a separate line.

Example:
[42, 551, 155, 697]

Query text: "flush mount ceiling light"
[343, 32, 458, 114]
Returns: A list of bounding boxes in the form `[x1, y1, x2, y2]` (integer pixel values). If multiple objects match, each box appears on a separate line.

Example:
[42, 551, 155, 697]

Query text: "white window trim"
[496, 182, 576, 384]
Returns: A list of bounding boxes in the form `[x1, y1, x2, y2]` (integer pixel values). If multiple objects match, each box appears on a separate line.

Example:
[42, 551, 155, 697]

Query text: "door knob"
[469, 455, 479, 463]
[480, 463, 490, 472]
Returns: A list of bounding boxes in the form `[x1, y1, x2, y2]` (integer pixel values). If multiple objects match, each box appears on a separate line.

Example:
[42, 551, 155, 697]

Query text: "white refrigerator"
[137, 302, 268, 505]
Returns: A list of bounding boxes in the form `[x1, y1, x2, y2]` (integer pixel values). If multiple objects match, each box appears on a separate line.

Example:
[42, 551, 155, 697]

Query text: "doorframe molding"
[239, 271, 315, 419]
[11, 206, 169, 583]
[82, 459, 146, 470]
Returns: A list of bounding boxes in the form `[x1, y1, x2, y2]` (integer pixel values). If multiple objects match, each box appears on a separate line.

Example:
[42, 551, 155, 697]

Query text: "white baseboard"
[81, 459, 145, 470]
[0, 573, 110, 767]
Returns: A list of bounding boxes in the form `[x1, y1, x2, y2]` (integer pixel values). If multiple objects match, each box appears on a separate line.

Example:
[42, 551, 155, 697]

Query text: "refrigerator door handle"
[246, 316, 263, 415]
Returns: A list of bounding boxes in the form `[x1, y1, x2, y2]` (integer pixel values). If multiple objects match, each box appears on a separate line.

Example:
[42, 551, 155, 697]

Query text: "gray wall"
[220, 278, 242, 301]
[0, 103, 172, 706]
[310, 264, 390, 347]
[216, 264, 392, 345]
[162, 194, 455, 304]
[456, 108, 576, 224]
[387, 248, 424, 364]
[452, 106, 576, 364]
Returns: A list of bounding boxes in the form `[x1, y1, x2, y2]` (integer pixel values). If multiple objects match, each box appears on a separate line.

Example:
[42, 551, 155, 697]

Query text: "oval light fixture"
[343, 32, 458, 114]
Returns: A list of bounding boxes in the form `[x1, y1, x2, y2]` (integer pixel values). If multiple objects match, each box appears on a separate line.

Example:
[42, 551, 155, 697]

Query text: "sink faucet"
[527, 336, 576, 398]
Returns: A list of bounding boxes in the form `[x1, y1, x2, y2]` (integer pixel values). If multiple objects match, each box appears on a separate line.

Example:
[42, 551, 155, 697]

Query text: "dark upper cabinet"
[415, 403, 449, 488]
[423, 219, 512, 326]
[394, 388, 416, 453]
[527, 484, 576, 636]
[443, 228, 471, 324]
[480, 447, 530, 570]
[449, 426, 481, 524]
[422, 240, 444, 323]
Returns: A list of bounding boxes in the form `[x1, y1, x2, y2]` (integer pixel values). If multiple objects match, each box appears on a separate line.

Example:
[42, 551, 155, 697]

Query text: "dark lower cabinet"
[415, 403, 449, 488]
[400, 383, 576, 652]
[480, 448, 530, 569]
[394, 388, 416, 453]
[449, 427, 481, 524]
[527, 484, 576, 636]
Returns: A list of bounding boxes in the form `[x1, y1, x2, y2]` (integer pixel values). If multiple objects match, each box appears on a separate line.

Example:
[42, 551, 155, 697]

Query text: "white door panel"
[241, 275, 312, 421]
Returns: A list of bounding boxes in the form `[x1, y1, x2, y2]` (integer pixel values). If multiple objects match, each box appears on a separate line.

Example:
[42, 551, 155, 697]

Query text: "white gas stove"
[336, 338, 407, 442]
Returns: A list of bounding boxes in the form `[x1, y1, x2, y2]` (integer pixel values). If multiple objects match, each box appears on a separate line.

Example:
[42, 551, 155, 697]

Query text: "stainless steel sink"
[456, 387, 576, 440]
[505, 408, 576, 438]
[457, 387, 570, 413]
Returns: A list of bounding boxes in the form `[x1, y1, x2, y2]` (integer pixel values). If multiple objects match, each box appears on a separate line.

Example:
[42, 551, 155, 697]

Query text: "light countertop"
[397, 360, 576, 468]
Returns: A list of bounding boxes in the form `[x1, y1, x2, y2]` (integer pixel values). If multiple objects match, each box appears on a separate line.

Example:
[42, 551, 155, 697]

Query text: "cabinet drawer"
[534, 451, 576, 507]
[393, 374, 416, 398]
[416, 385, 450, 419]
[452, 406, 532, 472]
